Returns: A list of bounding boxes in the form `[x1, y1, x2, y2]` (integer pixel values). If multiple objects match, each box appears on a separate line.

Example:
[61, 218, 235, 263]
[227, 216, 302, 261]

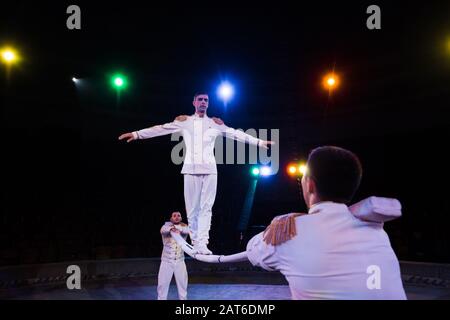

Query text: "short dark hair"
[306, 146, 362, 204]
[193, 92, 209, 100]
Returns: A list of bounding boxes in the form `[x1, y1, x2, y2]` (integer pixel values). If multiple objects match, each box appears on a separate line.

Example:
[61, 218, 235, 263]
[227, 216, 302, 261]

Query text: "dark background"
[1, 1, 449, 266]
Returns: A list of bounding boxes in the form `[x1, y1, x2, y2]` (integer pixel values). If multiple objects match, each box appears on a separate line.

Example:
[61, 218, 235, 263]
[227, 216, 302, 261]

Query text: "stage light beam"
[114, 77, 124, 87]
[323, 73, 339, 90]
[299, 164, 308, 175]
[251, 167, 260, 177]
[3, 51, 14, 62]
[217, 81, 234, 103]
[260, 166, 272, 176]
[287, 165, 297, 175]
[111, 73, 128, 90]
[1, 47, 19, 65]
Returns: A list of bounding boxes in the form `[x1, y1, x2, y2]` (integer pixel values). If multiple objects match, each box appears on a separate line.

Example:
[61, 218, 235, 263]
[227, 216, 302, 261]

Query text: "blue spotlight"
[217, 81, 234, 104]
[250, 165, 274, 178]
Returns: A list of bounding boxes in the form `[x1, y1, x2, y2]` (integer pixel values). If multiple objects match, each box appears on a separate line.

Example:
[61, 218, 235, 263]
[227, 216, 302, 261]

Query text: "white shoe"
[195, 244, 212, 255]
[188, 242, 198, 254]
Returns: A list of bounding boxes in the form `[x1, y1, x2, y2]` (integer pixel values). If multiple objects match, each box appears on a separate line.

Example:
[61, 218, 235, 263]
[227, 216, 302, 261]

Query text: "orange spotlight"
[323, 73, 339, 90]
[287, 164, 297, 176]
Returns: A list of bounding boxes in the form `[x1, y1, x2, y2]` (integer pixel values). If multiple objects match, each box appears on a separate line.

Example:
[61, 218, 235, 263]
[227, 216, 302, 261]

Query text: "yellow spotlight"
[323, 73, 339, 90]
[299, 164, 308, 175]
[1, 47, 19, 64]
[3, 51, 14, 61]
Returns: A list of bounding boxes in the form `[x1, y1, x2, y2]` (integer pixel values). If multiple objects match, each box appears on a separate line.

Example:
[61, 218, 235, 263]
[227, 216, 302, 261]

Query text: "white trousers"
[184, 174, 218, 245]
[157, 260, 188, 300]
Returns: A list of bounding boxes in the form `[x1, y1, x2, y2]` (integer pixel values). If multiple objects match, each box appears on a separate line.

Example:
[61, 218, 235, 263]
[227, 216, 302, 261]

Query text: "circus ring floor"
[1, 258, 449, 300]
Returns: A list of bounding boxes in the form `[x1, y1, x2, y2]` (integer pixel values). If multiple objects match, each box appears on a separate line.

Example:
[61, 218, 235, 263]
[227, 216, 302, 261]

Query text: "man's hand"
[170, 226, 181, 234]
[212, 117, 224, 125]
[175, 115, 189, 122]
[259, 140, 276, 149]
[118, 132, 136, 143]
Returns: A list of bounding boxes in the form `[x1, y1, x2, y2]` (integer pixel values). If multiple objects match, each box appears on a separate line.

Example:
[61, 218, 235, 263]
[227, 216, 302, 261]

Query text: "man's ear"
[308, 177, 317, 195]
[304, 176, 314, 195]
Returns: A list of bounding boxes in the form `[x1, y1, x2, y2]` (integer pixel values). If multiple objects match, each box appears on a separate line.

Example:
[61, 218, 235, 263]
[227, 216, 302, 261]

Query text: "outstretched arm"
[118, 120, 183, 143]
[246, 232, 278, 271]
[219, 123, 275, 149]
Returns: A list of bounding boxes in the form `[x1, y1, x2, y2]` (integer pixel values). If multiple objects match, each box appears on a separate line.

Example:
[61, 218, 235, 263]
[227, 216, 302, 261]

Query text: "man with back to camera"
[246, 146, 407, 299]
[118, 92, 275, 255]
[157, 211, 190, 300]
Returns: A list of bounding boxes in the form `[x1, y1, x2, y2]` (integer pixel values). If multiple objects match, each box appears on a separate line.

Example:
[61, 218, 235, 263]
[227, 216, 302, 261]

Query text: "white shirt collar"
[308, 201, 348, 215]
[193, 113, 209, 119]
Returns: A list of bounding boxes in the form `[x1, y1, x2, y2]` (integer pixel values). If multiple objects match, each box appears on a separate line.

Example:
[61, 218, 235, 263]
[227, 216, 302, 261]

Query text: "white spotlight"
[260, 166, 272, 176]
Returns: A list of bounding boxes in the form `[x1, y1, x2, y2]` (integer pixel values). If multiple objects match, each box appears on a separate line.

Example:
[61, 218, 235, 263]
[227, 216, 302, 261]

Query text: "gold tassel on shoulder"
[263, 213, 306, 246]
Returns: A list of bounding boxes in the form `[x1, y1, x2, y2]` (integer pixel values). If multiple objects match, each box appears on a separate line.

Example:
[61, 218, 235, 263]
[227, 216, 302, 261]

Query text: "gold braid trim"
[263, 212, 306, 246]
[175, 115, 188, 122]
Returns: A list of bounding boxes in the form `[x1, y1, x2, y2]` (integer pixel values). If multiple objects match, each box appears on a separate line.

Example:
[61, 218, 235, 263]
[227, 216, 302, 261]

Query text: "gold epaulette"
[263, 212, 306, 246]
[175, 115, 188, 122]
[180, 222, 187, 227]
[212, 117, 224, 125]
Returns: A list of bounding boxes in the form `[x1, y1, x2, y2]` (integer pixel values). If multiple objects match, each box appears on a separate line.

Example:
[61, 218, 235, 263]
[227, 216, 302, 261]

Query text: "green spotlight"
[111, 74, 128, 90]
[114, 77, 123, 87]
[251, 166, 260, 177]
